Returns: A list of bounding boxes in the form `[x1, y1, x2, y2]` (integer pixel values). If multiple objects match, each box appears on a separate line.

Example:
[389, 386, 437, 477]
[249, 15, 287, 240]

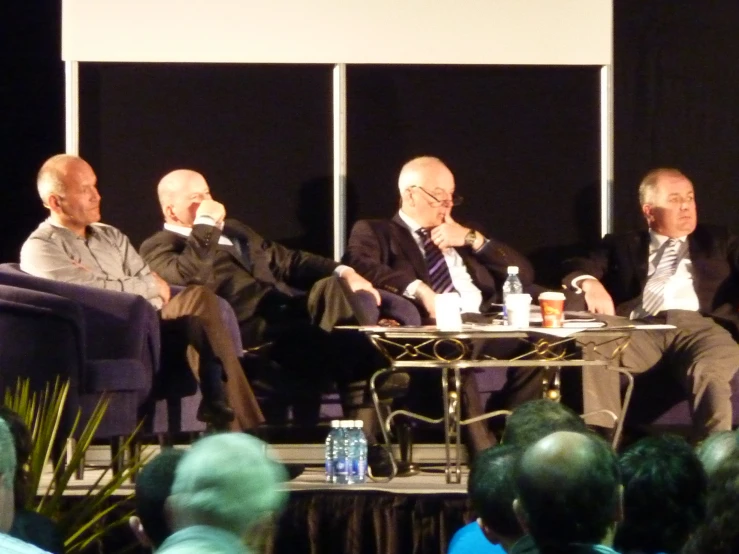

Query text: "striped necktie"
[417, 228, 456, 294]
[641, 238, 679, 315]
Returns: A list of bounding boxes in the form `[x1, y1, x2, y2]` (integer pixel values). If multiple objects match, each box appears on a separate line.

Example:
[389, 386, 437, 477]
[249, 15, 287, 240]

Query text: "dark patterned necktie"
[417, 228, 456, 293]
[641, 238, 679, 315]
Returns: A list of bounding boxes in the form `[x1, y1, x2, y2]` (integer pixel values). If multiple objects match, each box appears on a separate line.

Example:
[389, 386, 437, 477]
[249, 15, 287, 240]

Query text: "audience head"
[167, 433, 287, 540]
[398, 156, 456, 228]
[683, 455, 739, 554]
[0, 408, 32, 510]
[0, 418, 17, 533]
[129, 448, 186, 549]
[638, 168, 697, 238]
[469, 445, 522, 550]
[696, 430, 739, 477]
[502, 399, 588, 447]
[614, 435, 706, 554]
[157, 169, 211, 228]
[36, 154, 101, 236]
[514, 431, 621, 550]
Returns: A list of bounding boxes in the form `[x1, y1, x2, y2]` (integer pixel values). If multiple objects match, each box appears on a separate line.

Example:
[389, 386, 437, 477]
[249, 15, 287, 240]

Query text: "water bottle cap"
[507, 266, 519, 275]
[340, 420, 354, 428]
[353, 420, 364, 428]
[330, 420, 341, 428]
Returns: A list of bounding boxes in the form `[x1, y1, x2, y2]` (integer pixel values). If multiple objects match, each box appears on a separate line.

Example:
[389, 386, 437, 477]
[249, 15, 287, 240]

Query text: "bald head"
[37, 154, 93, 206]
[35, 154, 101, 236]
[157, 169, 212, 227]
[398, 156, 451, 193]
[398, 156, 455, 228]
[515, 431, 621, 548]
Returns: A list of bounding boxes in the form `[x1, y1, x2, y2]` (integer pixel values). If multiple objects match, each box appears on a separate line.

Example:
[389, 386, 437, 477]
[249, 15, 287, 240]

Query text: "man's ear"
[164, 204, 177, 223]
[512, 498, 530, 534]
[128, 516, 152, 548]
[477, 517, 502, 546]
[47, 194, 62, 213]
[642, 203, 654, 224]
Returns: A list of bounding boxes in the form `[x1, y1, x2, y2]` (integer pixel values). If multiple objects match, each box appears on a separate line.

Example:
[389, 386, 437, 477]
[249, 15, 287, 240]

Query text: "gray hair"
[0, 418, 16, 490]
[638, 168, 686, 206]
[169, 433, 286, 537]
[36, 154, 79, 206]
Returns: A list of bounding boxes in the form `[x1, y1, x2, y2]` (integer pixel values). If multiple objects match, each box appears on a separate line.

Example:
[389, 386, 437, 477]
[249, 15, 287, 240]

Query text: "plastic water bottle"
[325, 420, 341, 483]
[502, 266, 523, 323]
[352, 420, 368, 484]
[334, 420, 353, 484]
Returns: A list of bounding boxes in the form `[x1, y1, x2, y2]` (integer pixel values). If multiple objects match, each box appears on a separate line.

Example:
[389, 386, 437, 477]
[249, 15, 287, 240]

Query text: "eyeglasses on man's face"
[411, 186, 464, 207]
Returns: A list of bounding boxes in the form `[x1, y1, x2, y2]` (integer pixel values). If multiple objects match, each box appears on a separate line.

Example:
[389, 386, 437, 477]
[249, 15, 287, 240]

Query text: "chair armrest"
[0, 264, 160, 370]
[0, 285, 85, 395]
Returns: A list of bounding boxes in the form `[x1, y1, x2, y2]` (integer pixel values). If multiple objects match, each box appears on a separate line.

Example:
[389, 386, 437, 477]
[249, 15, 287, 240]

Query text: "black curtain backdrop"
[4, 0, 739, 276]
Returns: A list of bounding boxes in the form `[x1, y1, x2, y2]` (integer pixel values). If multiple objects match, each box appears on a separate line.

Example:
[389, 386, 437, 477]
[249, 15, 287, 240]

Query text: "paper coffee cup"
[435, 293, 463, 331]
[538, 291, 566, 328]
[505, 293, 532, 328]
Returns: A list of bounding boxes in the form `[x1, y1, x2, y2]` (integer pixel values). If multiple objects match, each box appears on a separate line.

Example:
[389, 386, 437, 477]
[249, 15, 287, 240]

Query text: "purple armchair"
[0, 264, 158, 447]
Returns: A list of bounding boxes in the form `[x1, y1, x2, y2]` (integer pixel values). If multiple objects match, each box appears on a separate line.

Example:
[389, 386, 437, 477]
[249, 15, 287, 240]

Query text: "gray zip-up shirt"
[20, 219, 163, 309]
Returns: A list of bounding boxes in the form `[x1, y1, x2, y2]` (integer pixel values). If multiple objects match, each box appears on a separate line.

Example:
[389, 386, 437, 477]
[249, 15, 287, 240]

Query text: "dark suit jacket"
[562, 223, 739, 336]
[140, 219, 338, 344]
[343, 215, 535, 313]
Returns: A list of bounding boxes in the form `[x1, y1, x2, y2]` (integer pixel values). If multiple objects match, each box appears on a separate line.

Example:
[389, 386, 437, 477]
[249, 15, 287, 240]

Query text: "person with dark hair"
[472, 446, 522, 551]
[683, 455, 739, 554]
[0, 408, 64, 554]
[695, 430, 739, 477]
[501, 399, 588, 447]
[449, 400, 589, 554]
[512, 431, 622, 554]
[129, 448, 186, 551]
[614, 435, 706, 554]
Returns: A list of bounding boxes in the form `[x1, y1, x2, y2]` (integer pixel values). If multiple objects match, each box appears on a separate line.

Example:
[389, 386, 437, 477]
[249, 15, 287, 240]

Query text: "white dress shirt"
[631, 231, 699, 317]
[572, 229, 699, 319]
[397, 210, 483, 313]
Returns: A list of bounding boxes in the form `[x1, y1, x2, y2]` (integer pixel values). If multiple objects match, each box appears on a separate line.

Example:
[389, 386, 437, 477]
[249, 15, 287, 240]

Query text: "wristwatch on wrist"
[464, 229, 477, 247]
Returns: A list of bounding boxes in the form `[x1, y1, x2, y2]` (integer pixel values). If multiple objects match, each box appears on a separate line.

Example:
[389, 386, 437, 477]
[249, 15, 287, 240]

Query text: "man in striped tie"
[345, 156, 544, 453]
[564, 168, 739, 438]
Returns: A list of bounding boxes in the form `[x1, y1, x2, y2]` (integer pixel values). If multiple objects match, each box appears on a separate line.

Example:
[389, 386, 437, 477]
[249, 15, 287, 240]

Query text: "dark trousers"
[160, 285, 265, 431]
[242, 276, 387, 434]
[580, 310, 739, 436]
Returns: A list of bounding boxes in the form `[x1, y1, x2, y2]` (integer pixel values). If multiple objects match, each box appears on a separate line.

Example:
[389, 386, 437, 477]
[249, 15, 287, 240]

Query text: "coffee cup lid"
[538, 291, 566, 301]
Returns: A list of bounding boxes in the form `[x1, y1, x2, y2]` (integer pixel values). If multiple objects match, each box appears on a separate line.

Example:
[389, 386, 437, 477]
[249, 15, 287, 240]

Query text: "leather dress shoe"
[367, 444, 396, 478]
[196, 399, 235, 430]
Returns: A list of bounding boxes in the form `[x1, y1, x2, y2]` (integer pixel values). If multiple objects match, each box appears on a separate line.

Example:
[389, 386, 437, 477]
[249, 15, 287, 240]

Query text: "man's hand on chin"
[430, 214, 471, 250]
[341, 268, 381, 306]
[195, 199, 227, 226]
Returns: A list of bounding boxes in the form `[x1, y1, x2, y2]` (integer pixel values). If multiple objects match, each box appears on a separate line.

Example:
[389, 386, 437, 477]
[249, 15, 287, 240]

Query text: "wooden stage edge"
[41, 444, 469, 497]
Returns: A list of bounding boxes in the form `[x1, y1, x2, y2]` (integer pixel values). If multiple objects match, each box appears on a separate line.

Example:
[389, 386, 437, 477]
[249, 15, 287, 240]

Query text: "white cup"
[435, 293, 463, 331]
[505, 293, 533, 328]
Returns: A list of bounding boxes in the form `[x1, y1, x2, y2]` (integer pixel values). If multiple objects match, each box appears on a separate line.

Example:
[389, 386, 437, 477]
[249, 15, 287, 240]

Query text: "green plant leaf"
[3, 378, 150, 553]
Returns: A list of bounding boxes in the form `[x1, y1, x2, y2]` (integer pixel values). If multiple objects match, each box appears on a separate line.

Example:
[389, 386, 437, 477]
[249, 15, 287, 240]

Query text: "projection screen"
[61, 0, 614, 252]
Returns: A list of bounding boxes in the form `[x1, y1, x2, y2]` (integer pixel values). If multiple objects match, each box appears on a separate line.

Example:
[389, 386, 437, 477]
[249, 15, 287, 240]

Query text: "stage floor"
[40, 444, 470, 496]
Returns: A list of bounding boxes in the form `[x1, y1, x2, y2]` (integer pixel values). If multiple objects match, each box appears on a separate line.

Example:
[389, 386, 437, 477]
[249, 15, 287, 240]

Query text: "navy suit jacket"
[343, 214, 536, 313]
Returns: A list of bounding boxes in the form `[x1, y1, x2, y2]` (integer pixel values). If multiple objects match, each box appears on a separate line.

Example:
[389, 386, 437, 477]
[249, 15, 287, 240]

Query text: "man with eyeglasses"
[562, 167, 739, 437]
[344, 156, 544, 453]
